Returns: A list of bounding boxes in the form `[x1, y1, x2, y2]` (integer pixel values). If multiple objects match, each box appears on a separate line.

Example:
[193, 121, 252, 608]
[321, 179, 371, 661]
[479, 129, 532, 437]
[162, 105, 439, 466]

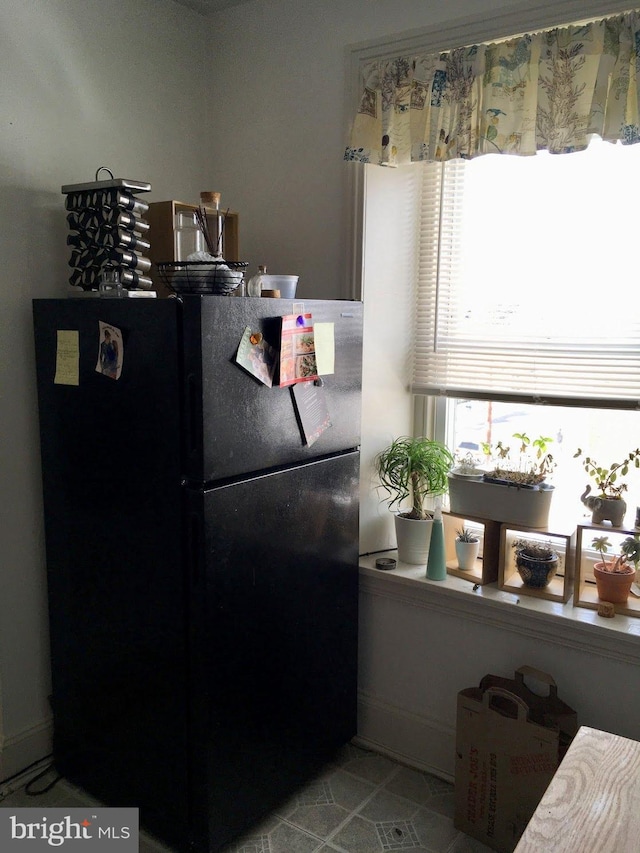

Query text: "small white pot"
[455, 538, 480, 571]
[394, 513, 433, 565]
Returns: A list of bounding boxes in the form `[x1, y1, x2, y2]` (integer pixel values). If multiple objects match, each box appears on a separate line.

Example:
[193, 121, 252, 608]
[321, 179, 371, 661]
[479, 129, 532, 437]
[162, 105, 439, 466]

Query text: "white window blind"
[411, 141, 640, 409]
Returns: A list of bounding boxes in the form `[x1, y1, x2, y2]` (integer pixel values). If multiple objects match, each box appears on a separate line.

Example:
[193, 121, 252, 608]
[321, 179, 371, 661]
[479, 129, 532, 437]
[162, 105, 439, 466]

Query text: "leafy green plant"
[481, 432, 555, 486]
[375, 436, 454, 520]
[575, 449, 640, 499]
[591, 534, 640, 573]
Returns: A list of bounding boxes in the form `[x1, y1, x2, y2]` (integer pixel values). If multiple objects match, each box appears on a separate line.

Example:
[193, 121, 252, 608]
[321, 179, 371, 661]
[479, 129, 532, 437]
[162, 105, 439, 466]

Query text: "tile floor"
[0, 743, 492, 853]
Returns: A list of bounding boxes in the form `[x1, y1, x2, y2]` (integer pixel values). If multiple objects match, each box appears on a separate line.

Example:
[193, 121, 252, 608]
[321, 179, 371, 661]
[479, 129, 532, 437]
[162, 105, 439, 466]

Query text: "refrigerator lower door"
[185, 451, 360, 852]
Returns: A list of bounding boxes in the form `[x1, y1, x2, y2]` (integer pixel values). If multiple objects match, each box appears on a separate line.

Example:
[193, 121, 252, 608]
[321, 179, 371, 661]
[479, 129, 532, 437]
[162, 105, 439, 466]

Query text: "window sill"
[359, 551, 640, 665]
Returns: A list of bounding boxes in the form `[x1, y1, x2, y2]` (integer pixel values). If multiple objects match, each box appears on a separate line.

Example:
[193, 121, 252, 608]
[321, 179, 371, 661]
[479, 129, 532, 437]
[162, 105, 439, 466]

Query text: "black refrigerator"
[32, 295, 362, 853]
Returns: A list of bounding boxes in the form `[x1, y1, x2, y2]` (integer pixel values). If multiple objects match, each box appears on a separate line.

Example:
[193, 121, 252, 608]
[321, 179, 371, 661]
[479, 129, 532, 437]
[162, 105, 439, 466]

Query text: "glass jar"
[247, 265, 267, 297]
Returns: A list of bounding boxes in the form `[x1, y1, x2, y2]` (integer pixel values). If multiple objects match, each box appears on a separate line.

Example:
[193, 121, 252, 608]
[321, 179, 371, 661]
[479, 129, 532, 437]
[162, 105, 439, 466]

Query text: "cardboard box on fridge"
[454, 667, 578, 853]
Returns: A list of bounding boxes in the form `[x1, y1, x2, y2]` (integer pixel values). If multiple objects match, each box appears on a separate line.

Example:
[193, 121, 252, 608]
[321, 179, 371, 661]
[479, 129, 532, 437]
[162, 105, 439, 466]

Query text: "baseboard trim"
[356, 689, 455, 783]
[0, 718, 53, 785]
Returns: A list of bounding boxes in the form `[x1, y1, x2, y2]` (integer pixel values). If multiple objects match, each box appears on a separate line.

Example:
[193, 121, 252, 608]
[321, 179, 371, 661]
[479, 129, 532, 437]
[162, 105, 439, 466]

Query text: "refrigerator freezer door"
[181, 296, 363, 483]
[185, 451, 360, 852]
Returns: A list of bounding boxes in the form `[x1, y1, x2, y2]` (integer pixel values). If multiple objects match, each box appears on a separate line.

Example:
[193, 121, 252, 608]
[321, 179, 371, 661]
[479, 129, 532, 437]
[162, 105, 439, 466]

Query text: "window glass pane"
[459, 138, 640, 344]
[445, 397, 640, 520]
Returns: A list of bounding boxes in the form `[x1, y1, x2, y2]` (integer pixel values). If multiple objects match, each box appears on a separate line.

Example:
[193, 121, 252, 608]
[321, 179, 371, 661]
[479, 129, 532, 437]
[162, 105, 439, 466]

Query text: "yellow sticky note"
[314, 323, 335, 375]
[54, 330, 79, 386]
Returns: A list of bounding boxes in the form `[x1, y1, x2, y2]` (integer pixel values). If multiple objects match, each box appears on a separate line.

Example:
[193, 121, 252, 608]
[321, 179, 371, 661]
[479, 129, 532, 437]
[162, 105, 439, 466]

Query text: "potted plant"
[591, 534, 640, 604]
[448, 433, 556, 528]
[375, 436, 454, 565]
[575, 448, 640, 527]
[511, 538, 559, 589]
[455, 527, 480, 571]
[450, 451, 484, 480]
[483, 433, 555, 488]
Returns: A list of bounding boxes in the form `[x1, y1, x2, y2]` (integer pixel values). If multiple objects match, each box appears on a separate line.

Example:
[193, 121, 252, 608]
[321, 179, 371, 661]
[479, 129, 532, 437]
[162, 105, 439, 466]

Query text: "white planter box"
[448, 475, 554, 529]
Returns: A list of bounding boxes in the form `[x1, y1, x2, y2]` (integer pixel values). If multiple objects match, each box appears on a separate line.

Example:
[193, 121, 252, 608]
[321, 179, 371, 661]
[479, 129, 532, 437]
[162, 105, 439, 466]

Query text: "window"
[414, 138, 640, 408]
[443, 398, 640, 512]
[414, 139, 640, 506]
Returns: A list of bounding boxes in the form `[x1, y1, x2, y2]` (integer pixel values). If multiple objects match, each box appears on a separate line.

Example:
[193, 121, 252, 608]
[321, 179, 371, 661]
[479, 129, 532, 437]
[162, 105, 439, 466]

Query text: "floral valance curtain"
[345, 10, 640, 164]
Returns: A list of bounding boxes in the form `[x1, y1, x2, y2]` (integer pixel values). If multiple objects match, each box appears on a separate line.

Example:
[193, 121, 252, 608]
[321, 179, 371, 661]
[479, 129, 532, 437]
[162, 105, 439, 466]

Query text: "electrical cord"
[0, 754, 60, 803]
[25, 763, 63, 796]
[0, 753, 53, 789]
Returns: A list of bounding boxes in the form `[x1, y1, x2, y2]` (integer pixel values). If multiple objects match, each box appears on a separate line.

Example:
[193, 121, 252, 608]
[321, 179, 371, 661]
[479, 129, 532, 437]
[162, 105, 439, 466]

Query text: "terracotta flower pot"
[593, 561, 635, 604]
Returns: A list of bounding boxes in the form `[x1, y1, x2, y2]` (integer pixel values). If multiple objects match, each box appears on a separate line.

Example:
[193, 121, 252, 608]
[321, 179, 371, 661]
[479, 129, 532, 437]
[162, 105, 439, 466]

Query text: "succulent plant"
[591, 534, 640, 573]
[456, 527, 479, 543]
[511, 538, 557, 561]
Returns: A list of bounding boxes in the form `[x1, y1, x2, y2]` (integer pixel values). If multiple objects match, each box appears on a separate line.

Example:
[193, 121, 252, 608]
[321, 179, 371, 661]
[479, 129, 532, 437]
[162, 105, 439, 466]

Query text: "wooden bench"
[515, 725, 640, 852]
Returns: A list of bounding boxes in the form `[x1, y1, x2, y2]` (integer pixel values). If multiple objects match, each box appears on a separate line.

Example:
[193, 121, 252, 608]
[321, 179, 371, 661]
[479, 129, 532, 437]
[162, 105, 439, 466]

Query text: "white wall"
[358, 165, 419, 554]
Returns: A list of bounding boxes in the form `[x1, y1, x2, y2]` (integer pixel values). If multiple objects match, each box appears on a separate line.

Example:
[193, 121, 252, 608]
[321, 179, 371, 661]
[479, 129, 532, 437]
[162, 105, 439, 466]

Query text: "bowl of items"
[157, 259, 248, 295]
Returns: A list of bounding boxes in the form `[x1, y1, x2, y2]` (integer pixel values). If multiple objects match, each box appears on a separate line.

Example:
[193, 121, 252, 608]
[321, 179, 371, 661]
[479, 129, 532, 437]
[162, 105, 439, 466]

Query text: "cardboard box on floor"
[454, 666, 578, 853]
